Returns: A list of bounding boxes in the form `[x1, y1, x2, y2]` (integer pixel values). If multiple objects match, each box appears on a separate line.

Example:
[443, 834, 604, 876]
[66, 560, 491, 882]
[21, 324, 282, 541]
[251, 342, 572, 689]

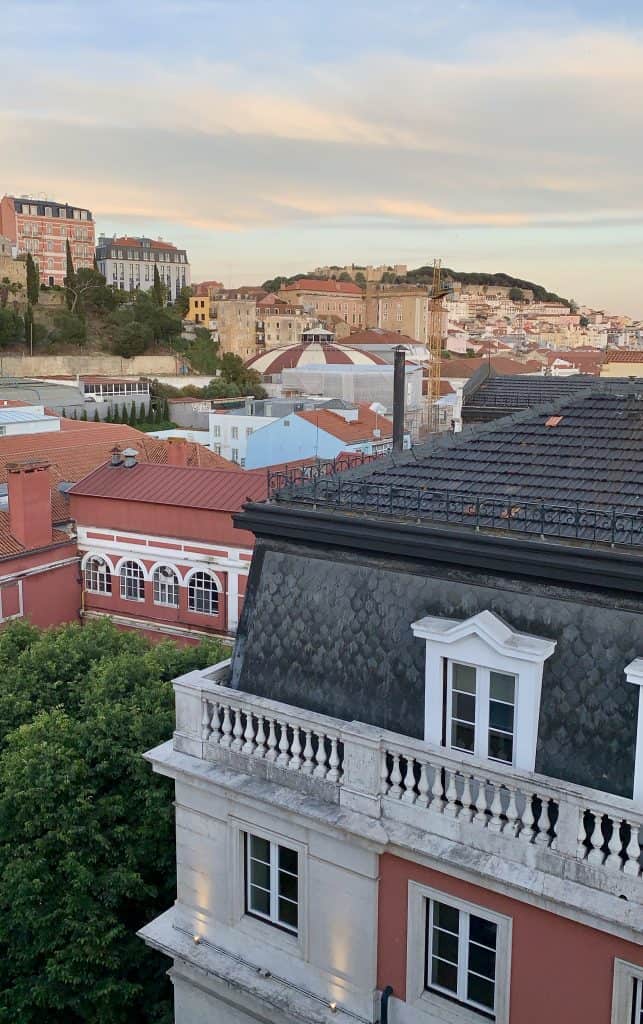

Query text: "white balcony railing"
[174, 665, 643, 899]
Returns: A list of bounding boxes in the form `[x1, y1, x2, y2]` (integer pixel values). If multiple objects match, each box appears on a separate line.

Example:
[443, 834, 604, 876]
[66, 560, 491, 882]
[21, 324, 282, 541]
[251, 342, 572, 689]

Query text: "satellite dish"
[369, 401, 386, 415]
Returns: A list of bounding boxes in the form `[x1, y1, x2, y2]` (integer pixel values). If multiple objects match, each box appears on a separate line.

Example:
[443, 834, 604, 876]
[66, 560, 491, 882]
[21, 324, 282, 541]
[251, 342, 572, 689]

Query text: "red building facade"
[69, 449, 266, 643]
[0, 195, 95, 287]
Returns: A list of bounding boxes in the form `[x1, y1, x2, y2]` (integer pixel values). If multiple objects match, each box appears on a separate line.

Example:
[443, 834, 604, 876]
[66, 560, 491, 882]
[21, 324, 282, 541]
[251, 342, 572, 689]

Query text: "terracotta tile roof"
[70, 463, 267, 512]
[0, 511, 70, 559]
[112, 236, 178, 251]
[441, 356, 542, 379]
[283, 278, 364, 296]
[296, 404, 393, 444]
[602, 349, 643, 363]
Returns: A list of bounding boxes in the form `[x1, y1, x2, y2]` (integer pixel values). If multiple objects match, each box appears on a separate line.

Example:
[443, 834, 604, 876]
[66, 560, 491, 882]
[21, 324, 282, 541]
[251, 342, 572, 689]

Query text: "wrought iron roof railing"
[270, 477, 643, 549]
[267, 451, 381, 494]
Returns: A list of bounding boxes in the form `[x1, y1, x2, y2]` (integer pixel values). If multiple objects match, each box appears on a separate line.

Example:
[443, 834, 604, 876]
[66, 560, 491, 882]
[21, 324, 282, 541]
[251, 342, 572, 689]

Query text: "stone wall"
[0, 353, 182, 377]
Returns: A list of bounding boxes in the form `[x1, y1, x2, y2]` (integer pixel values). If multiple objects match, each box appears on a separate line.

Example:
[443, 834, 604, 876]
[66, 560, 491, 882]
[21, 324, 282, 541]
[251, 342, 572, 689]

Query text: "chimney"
[167, 437, 189, 466]
[393, 346, 405, 451]
[121, 447, 138, 469]
[7, 460, 52, 549]
[110, 446, 123, 467]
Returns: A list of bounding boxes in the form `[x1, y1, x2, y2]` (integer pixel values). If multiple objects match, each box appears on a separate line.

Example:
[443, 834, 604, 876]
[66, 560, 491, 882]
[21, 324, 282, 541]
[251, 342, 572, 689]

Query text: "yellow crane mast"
[426, 258, 451, 434]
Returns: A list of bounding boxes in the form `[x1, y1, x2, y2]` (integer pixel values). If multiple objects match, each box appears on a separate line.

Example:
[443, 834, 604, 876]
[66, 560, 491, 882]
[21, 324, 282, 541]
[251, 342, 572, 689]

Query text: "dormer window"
[412, 610, 556, 772]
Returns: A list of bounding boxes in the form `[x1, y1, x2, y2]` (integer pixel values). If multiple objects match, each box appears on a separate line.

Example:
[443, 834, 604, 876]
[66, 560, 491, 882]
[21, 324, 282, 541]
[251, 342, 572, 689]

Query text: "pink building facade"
[0, 195, 95, 287]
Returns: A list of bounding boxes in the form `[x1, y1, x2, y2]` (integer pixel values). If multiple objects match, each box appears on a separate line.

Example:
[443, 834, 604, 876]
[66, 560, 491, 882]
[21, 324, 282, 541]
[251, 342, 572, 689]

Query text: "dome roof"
[246, 342, 387, 375]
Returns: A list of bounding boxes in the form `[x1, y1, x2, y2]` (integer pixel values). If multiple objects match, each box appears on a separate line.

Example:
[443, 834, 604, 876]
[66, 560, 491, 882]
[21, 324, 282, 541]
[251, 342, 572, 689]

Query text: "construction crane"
[426, 258, 451, 434]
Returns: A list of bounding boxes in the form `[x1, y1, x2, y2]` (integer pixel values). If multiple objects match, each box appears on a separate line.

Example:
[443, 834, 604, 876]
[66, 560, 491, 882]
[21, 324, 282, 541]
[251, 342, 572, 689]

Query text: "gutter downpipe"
[380, 985, 394, 1023]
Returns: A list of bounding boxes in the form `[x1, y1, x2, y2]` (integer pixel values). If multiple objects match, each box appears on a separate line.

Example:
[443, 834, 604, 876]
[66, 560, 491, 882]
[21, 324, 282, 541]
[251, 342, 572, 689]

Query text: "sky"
[2, 0, 643, 316]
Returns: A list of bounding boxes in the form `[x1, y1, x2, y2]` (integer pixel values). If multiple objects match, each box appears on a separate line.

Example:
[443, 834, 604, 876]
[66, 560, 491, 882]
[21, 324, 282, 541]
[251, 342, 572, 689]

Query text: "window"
[412, 611, 556, 772]
[231, 447, 239, 462]
[231, 426, 239, 439]
[119, 560, 144, 601]
[212, 424, 221, 437]
[188, 571, 218, 615]
[84, 556, 111, 594]
[153, 565, 179, 607]
[246, 427, 253, 438]
[612, 960, 643, 1023]
[426, 898, 497, 1017]
[449, 663, 516, 765]
[626, 659, 643, 801]
[245, 833, 298, 934]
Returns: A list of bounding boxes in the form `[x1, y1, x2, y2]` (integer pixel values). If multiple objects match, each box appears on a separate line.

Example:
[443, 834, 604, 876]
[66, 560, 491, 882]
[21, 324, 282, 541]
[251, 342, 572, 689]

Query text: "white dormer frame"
[411, 610, 557, 772]
[625, 659, 643, 802]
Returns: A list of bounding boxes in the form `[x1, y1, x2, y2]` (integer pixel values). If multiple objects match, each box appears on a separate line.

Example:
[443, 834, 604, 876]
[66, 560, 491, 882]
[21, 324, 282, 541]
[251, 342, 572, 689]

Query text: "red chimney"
[7, 460, 53, 549]
[166, 437, 189, 467]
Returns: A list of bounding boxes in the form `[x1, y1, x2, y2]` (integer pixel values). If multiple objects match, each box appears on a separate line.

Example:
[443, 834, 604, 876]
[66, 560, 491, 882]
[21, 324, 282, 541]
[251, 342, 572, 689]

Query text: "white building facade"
[95, 235, 190, 301]
[209, 412, 277, 465]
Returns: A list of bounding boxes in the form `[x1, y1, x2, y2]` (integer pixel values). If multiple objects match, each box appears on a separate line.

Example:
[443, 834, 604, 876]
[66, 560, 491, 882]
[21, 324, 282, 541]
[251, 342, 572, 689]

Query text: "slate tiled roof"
[462, 373, 597, 420]
[274, 384, 643, 546]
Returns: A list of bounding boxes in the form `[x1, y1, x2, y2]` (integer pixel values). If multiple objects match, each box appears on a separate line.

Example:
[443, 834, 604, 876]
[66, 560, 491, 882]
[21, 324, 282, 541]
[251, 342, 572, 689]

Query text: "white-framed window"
[231, 426, 239, 439]
[448, 662, 516, 765]
[412, 610, 556, 772]
[119, 560, 145, 601]
[245, 832, 298, 934]
[212, 424, 221, 437]
[612, 959, 643, 1024]
[625, 659, 643, 801]
[84, 555, 111, 594]
[231, 448, 239, 462]
[188, 571, 218, 615]
[406, 881, 511, 1024]
[152, 565, 179, 607]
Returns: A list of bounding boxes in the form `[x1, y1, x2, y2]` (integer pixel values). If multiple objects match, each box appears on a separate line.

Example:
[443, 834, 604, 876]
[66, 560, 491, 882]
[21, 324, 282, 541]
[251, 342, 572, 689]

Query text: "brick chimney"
[167, 437, 189, 467]
[7, 460, 52, 549]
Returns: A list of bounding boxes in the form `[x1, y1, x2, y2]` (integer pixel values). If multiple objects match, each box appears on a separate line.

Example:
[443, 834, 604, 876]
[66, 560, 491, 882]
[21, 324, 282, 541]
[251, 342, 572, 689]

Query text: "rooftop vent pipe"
[110, 446, 123, 467]
[121, 447, 138, 469]
[393, 346, 405, 452]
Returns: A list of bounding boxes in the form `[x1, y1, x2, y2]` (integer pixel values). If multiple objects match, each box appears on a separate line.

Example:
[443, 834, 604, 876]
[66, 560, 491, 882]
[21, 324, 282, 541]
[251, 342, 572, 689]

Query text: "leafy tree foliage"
[152, 265, 164, 307]
[26, 253, 39, 304]
[354, 271, 366, 287]
[0, 308, 24, 348]
[66, 268, 117, 315]
[52, 309, 87, 347]
[0, 619, 228, 1024]
[508, 287, 524, 302]
[174, 285, 192, 317]
[65, 240, 75, 311]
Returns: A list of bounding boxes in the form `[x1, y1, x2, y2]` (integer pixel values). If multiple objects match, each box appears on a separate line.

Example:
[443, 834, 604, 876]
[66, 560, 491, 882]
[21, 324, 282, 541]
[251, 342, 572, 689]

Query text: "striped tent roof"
[246, 343, 386, 375]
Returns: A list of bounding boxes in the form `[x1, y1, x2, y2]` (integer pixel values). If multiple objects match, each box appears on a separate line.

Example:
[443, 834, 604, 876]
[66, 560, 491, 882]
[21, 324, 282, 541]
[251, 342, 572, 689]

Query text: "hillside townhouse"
[0, 194, 95, 287]
[141, 381, 643, 1024]
[365, 285, 431, 343]
[95, 235, 190, 300]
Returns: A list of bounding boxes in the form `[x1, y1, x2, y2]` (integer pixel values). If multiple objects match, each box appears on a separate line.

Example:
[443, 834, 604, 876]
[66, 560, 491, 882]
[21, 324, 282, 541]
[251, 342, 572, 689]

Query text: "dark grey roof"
[271, 384, 643, 547]
[462, 372, 598, 423]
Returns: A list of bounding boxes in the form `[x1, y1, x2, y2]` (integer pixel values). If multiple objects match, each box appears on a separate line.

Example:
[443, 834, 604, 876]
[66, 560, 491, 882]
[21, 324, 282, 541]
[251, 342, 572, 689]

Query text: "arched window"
[119, 560, 145, 601]
[153, 565, 179, 607]
[188, 571, 219, 616]
[84, 555, 111, 594]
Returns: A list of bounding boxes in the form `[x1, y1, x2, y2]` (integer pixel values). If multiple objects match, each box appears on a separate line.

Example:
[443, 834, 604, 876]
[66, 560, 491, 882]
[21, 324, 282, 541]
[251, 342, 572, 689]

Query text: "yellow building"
[600, 351, 643, 377]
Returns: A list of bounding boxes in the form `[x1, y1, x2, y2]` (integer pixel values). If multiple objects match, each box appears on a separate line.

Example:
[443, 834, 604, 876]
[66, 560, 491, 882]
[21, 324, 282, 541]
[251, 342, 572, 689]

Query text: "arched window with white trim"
[119, 560, 145, 601]
[188, 571, 219, 616]
[84, 555, 111, 594]
[153, 565, 179, 607]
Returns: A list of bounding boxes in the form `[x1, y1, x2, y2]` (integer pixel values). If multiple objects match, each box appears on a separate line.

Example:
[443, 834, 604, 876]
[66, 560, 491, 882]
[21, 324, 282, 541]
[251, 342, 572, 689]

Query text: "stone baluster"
[401, 757, 417, 804]
[380, 751, 391, 797]
[302, 730, 314, 775]
[519, 793, 537, 842]
[534, 797, 552, 846]
[313, 733, 328, 778]
[576, 808, 589, 859]
[209, 703, 221, 742]
[487, 782, 505, 834]
[604, 816, 624, 871]
[417, 762, 430, 808]
[277, 721, 291, 767]
[586, 812, 605, 866]
[220, 705, 233, 748]
[473, 777, 489, 826]
[231, 708, 244, 752]
[265, 719, 278, 762]
[623, 821, 642, 877]
[201, 700, 212, 741]
[389, 754, 403, 799]
[459, 774, 474, 823]
[430, 763, 445, 813]
[254, 716, 267, 758]
[242, 711, 256, 755]
[504, 785, 520, 837]
[443, 769, 460, 819]
[327, 736, 341, 782]
[288, 726, 303, 770]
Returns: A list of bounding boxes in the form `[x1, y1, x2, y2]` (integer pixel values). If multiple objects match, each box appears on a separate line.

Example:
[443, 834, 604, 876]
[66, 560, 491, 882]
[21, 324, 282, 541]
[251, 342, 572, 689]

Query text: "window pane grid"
[427, 900, 497, 1017]
[84, 557, 111, 594]
[188, 572, 219, 615]
[245, 834, 298, 935]
[448, 662, 516, 766]
[119, 560, 144, 601]
[152, 566, 179, 607]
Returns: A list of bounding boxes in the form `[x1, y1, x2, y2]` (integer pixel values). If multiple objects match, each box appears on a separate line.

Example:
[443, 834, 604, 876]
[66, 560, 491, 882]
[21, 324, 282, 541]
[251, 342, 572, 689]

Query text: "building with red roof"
[95, 233, 190, 300]
[69, 449, 267, 643]
[279, 278, 365, 328]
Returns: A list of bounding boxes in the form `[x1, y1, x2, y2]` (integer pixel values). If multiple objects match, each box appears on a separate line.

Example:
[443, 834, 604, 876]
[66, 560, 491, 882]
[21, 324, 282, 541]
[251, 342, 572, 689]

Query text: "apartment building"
[0, 234, 27, 291]
[279, 278, 365, 327]
[141, 381, 643, 1024]
[0, 194, 95, 287]
[365, 284, 431, 343]
[95, 235, 190, 300]
[257, 295, 311, 348]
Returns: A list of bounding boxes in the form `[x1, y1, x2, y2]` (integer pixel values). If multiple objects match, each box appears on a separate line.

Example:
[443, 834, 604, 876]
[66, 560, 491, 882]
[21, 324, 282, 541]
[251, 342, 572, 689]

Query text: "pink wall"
[0, 542, 80, 630]
[378, 853, 643, 1023]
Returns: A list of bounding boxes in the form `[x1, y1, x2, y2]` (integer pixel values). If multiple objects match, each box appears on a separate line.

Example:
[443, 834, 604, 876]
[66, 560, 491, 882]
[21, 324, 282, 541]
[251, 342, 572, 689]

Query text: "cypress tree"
[93, 409, 100, 422]
[26, 253, 39, 304]
[152, 264, 163, 307]
[130, 401, 136, 424]
[139, 402, 146, 423]
[65, 240, 75, 310]
[80, 408, 88, 421]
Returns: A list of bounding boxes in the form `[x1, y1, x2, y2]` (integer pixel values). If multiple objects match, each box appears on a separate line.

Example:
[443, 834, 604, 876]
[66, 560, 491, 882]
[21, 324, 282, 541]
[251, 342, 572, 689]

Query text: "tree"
[174, 285, 192, 318]
[0, 619, 228, 1024]
[80, 408, 88, 421]
[0, 308, 24, 348]
[65, 267, 114, 316]
[152, 265, 164, 307]
[64, 240, 75, 310]
[23, 303, 33, 351]
[139, 402, 146, 423]
[338, 271, 352, 282]
[508, 287, 524, 303]
[93, 408, 100, 422]
[52, 310, 87, 347]
[26, 252, 39, 304]
[569, 298, 579, 314]
[354, 271, 366, 287]
[111, 321, 153, 358]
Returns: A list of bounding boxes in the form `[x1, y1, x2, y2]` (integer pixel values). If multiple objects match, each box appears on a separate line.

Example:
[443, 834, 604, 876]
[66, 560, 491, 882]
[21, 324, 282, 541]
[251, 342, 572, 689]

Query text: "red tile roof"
[112, 236, 178, 251]
[283, 278, 364, 296]
[0, 511, 70, 559]
[441, 356, 542, 379]
[70, 462, 267, 512]
[602, 349, 643, 363]
[296, 404, 393, 443]
[344, 329, 418, 346]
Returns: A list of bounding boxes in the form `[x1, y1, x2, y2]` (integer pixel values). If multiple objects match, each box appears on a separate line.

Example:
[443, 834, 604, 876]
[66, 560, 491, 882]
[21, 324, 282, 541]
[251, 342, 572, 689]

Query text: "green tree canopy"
[52, 309, 87, 347]
[0, 619, 229, 1024]
[65, 240, 75, 311]
[26, 252, 39, 304]
[508, 287, 524, 302]
[152, 265, 164, 307]
[0, 307, 24, 348]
